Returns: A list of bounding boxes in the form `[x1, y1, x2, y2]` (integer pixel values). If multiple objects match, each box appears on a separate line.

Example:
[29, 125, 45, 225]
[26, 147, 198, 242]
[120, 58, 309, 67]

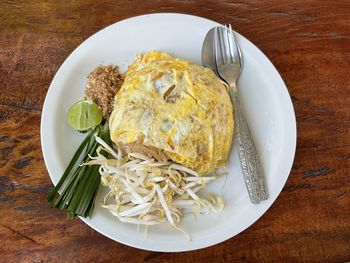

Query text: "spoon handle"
[230, 87, 269, 203]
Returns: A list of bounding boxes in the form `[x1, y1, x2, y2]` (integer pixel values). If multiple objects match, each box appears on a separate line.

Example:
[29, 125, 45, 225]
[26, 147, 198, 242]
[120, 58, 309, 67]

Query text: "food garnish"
[67, 100, 103, 131]
[47, 123, 110, 218]
[48, 65, 122, 218]
[84, 65, 124, 118]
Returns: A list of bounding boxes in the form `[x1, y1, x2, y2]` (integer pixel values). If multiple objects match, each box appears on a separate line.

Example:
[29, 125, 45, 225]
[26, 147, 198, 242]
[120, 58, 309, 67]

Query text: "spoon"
[201, 28, 217, 74]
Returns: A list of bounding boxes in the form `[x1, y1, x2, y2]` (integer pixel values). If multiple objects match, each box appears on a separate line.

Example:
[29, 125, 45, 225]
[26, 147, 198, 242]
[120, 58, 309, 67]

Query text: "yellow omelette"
[109, 51, 233, 175]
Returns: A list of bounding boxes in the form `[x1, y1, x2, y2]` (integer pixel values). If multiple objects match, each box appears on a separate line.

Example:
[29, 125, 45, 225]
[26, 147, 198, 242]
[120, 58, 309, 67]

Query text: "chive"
[75, 165, 100, 216]
[87, 185, 99, 217]
[67, 164, 93, 216]
[74, 124, 110, 217]
[47, 122, 110, 219]
[65, 159, 95, 215]
[66, 141, 98, 209]
[86, 125, 110, 218]
[47, 129, 93, 202]
[67, 139, 100, 212]
[54, 165, 86, 208]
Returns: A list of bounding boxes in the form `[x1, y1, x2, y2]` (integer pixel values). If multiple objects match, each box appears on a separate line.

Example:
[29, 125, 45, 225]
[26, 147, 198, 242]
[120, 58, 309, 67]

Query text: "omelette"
[109, 51, 233, 175]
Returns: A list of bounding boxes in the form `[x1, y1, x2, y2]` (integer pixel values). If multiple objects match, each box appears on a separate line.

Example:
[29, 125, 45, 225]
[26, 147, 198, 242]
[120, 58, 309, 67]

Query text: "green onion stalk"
[47, 122, 110, 218]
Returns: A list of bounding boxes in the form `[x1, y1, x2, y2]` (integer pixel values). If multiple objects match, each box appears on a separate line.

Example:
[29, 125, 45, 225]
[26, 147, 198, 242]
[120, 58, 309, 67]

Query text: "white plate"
[41, 13, 296, 252]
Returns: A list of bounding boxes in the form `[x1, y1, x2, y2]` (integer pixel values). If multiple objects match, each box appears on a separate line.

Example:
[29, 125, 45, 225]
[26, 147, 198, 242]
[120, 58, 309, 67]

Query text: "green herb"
[48, 122, 110, 218]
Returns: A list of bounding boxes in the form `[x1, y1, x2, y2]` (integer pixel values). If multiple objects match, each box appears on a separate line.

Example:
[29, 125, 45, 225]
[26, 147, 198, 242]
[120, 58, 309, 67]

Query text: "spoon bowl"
[201, 27, 217, 73]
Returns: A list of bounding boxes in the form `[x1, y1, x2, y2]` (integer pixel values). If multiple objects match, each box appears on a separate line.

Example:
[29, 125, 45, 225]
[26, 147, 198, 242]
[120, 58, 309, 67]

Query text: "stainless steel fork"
[214, 25, 268, 203]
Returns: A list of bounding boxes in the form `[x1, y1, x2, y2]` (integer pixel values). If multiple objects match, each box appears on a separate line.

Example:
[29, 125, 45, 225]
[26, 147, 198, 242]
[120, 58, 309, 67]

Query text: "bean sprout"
[85, 135, 225, 240]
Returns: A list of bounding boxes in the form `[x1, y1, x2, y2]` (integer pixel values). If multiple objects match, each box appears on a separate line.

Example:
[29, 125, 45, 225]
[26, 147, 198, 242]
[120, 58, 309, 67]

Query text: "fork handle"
[230, 88, 269, 203]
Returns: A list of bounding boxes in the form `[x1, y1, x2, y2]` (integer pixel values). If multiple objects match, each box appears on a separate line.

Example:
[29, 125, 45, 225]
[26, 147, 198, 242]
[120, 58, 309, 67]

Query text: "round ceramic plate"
[41, 13, 296, 252]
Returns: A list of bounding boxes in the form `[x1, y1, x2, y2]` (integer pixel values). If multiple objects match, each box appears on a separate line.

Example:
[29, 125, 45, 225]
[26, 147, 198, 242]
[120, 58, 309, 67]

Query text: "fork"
[214, 25, 268, 203]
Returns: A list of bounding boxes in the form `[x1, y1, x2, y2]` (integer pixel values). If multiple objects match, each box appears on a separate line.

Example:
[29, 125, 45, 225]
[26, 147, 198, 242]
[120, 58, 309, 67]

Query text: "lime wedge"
[67, 100, 103, 131]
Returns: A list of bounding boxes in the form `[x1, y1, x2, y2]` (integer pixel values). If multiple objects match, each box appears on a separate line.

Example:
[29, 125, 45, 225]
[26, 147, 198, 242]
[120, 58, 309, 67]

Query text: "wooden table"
[1, 1, 349, 262]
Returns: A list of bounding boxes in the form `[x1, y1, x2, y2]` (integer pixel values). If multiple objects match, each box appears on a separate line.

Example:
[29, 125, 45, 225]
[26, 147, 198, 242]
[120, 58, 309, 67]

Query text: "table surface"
[1, 0, 349, 262]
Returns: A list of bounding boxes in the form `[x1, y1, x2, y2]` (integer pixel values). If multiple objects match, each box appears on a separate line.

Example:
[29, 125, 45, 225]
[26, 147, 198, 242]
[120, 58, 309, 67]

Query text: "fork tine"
[218, 26, 226, 64]
[225, 25, 231, 63]
[215, 24, 243, 77]
[223, 24, 230, 63]
[229, 24, 243, 68]
[225, 25, 234, 64]
[214, 26, 222, 70]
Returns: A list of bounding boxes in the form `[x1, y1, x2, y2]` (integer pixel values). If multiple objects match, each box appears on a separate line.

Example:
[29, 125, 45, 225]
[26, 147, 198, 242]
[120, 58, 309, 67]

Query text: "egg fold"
[109, 51, 233, 175]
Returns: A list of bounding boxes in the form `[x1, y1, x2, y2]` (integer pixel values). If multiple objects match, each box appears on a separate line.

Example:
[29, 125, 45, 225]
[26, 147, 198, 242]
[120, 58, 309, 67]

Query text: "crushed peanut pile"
[84, 65, 124, 119]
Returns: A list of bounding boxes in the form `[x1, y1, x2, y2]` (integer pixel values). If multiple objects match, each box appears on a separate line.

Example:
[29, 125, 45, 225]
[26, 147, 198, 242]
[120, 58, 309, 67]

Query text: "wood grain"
[1, 0, 349, 262]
